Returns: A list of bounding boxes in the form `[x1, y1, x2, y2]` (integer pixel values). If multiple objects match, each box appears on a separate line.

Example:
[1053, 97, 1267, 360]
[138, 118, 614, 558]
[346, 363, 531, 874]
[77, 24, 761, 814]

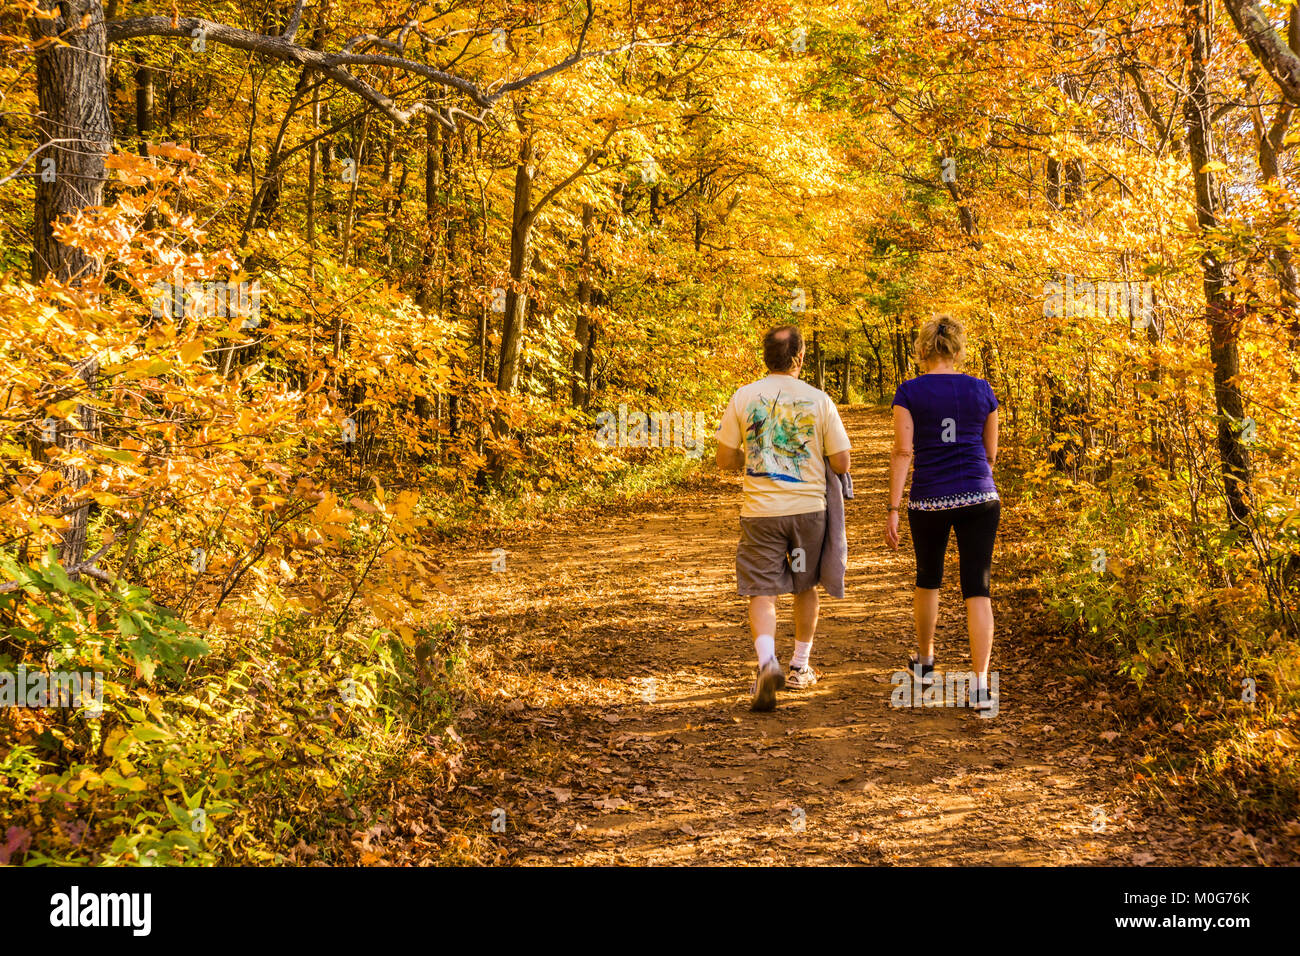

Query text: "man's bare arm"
[716, 441, 745, 471]
[828, 450, 850, 475]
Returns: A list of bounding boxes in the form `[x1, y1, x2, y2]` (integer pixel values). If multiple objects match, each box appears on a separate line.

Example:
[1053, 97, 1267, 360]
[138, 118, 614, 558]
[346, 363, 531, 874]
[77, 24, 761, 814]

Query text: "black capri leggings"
[908, 500, 1000, 598]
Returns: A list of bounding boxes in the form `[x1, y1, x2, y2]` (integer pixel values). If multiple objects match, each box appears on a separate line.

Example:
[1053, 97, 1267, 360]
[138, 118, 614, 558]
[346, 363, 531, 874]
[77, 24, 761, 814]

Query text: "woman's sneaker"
[906, 653, 936, 687]
[750, 659, 785, 712]
[970, 683, 997, 716]
[786, 664, 818, 690]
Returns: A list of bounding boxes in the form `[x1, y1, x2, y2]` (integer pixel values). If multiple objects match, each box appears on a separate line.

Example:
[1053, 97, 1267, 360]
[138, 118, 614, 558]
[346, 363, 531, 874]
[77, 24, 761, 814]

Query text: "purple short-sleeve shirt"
[892, 374, 999, 508]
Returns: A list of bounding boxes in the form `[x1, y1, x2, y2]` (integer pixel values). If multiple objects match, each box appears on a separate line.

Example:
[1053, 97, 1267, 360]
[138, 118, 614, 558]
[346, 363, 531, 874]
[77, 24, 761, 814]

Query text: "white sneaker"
[786, 664, 818, 690]
[970, 684, 997, 717]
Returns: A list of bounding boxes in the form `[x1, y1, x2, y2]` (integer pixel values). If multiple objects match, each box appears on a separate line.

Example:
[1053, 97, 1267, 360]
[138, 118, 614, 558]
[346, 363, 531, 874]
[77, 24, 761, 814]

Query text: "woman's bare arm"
[983, 408, 999, 468]
[889, 406, 914, 507]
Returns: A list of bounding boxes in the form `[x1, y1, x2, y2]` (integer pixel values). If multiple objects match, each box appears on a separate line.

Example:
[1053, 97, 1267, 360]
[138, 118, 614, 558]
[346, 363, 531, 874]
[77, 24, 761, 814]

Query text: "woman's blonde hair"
[914, 313, 966, 367]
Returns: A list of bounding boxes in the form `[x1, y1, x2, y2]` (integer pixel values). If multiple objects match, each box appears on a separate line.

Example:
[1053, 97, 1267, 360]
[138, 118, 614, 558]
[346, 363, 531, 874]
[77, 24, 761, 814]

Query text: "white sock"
[754, 635, 776, 668]
[921, 654, 935, 665]
[974, 672, 989, 690]
[791, 640, 813, 669]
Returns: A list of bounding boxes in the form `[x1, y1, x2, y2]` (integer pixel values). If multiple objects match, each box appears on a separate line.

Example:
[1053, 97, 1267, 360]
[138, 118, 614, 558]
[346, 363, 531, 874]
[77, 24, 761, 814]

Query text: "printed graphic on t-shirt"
[744, 394, 817, 483]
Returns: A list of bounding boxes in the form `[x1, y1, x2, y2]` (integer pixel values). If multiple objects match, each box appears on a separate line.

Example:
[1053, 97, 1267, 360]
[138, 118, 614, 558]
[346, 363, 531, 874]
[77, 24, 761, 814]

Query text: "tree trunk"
[443, 125, 456, 302]
[1184, 0, 1251, 525]
[339, 112, 369, 271]
[1045, 156, 1062, 208]
[1250, 5, 1300, 376]
[572, 202, 594, 406]
[1063, 158, 1086, 206]
[418, 111, 440, 312]
[869, 335, 885, 397]
[497, 131, 535, 393]
[380, 131, 395, 266]
[133, 53, 152, 151]
[812, 329, 825, 390]
[307, 85, 319, 274]
[892, 315, 908, 384]
[582, 316, 597, 410]
[1223, 0, 1300, 106]
[305, 0, 330, 275]
[31, 0, 112, 570]
[941, 151, 981, 247]
[32, 0, 111, 285]
[332, 113, 370, 369]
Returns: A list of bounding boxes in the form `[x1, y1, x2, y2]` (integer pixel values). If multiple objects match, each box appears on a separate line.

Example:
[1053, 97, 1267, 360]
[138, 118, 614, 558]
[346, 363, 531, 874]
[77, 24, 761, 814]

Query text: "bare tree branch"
[1223, 0, 1300, 106]
[282, 0, 306, 43]
[107, 16, 488, 122]
[0, 539, 113, 594]
[107, 2, 671, 128]
[342, 19, 423, 54]
[0, 138, 78, 186]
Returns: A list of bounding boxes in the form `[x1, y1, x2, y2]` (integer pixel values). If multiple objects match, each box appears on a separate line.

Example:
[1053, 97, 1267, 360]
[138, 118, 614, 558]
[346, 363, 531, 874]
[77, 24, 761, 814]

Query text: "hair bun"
[914, 313, 965, 367]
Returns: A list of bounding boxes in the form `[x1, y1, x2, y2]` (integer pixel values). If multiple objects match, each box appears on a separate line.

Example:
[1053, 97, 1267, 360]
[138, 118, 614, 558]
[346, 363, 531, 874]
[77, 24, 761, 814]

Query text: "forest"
[1, 0, 1298, 866]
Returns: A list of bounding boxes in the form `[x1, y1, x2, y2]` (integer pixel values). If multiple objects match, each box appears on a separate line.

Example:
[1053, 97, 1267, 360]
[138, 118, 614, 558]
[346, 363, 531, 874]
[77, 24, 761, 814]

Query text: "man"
[716, 325, 852, 711]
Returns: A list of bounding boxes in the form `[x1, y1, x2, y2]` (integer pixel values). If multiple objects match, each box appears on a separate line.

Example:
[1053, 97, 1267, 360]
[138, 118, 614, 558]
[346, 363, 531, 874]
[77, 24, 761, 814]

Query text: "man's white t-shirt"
[716, 374, 852, 518]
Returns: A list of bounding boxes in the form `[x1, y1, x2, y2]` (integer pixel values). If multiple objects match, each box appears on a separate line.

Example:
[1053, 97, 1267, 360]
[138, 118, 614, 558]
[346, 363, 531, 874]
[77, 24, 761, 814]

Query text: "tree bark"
[812, 328, 826, 391]
[133, 53, 152, 151]
[31, 0, 112, 570]
[1184, 0, 1251, 525]
[942, 160, 981, 247]
[1248, 5, 1300, 373]
[1223, 0, 1300, 105]
[338, 112, 369, 270]
[572, 202, 594, 405]
[496, 127, 610, 394]
[419, 110, 441, 312]
[307, 84, 319, 271]
[497, 131, 536, 393]
[32, 0, 111, 285]
[1045, 156, 1062, 208]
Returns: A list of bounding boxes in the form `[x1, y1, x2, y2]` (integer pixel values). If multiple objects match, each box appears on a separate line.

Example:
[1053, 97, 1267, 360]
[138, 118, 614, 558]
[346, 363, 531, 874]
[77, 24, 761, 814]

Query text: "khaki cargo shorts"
[736, 510, 826, 596]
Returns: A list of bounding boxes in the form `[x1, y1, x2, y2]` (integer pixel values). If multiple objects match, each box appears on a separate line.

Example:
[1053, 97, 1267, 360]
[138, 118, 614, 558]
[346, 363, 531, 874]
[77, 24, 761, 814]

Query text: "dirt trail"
[443, 406, 1209, 865]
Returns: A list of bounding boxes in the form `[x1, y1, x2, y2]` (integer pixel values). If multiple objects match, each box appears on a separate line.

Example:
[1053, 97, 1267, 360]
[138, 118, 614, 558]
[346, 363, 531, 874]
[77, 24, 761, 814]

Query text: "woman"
[885, 315, 999, 712]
